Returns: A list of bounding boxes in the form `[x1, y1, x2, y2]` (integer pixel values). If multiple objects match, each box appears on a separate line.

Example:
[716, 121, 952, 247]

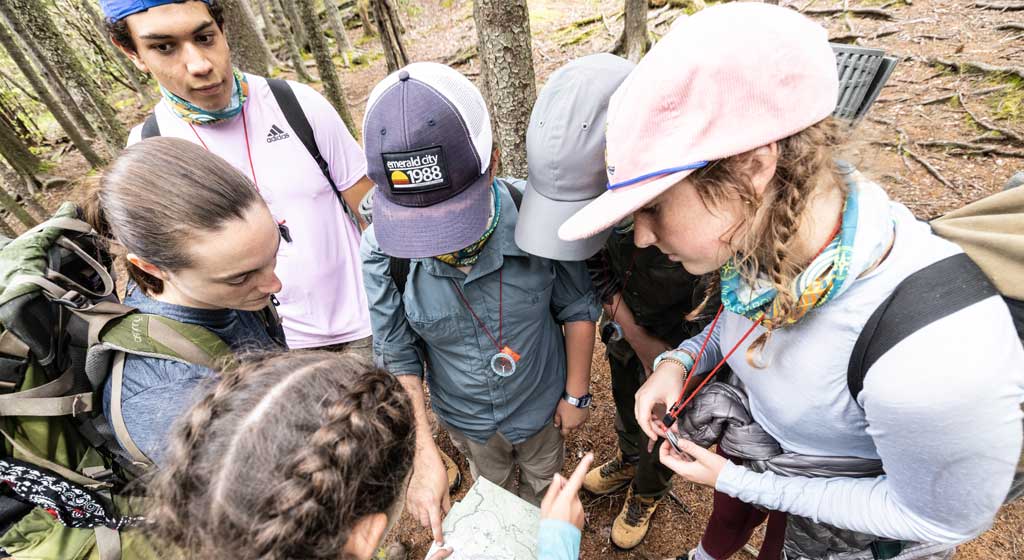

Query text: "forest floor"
[30, 0, 1024, 558]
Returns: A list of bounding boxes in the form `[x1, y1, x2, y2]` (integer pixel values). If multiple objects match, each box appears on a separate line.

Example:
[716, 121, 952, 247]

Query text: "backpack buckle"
[54, 290, 88, 310]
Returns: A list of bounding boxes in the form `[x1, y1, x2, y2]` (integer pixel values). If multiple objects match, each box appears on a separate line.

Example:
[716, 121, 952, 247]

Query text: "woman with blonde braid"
[559, 4, 1024, 559]
[147, 351, 592, 559]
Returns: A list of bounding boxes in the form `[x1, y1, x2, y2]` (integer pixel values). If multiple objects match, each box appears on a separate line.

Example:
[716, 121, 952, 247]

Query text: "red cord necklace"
[187, 106, 260, 192]
[450, 270, 520, 376]
[664, 210, 844, 428]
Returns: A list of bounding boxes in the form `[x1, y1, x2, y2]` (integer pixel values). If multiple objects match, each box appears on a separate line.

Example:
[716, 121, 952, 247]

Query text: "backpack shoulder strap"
[509, 183, 523, 209]
[140, 112, 160, 139]
[266, 78, 361, 228]
[389, 256, 411, 296]
[847, 253, 997, 400]
[96, 314, 233, 469]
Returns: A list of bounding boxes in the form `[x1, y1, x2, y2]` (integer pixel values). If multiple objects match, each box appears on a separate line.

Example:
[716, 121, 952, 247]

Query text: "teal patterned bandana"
[435, 181, 501, 267]
[721, 183, 860, 328]
[160, 68, 248, 125]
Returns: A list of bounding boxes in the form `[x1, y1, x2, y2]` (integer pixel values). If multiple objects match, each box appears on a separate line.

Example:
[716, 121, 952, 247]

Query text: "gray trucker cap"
[515, 54, 635, 260]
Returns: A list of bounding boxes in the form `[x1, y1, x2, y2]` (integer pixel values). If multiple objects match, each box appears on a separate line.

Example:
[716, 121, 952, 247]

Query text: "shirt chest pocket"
[502, 262, 554, 325]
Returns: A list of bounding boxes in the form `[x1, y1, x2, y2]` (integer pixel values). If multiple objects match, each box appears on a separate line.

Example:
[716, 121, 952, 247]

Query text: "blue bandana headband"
[100, 0, 210, 21]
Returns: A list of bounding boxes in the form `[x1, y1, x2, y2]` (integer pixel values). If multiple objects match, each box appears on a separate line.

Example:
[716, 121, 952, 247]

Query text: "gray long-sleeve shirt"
[677, 181, 1024, 544]
[360, 180, 600, 444]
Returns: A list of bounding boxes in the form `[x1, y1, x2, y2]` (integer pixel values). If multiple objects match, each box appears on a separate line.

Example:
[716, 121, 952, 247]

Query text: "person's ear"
[111, 37, 149, 73]
[343, 513, 389, 559]
[747, 142, 779, 197]
[126, 253, 168, 280]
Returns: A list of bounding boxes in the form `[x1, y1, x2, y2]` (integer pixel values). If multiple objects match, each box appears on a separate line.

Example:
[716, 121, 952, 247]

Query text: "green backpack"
[0, 204, 242, 560]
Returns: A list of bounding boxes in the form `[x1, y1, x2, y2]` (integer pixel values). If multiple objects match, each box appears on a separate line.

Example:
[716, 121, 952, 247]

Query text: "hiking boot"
[611, 487, 661, 550]
[441, 448, 462, 494]
[583, 453, 636, 495]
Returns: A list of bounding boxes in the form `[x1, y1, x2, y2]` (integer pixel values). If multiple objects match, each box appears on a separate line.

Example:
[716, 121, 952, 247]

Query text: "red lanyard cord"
[188, 106, 260, 192]
[450, 269, 504, 352]
[663, 209, 843, 426]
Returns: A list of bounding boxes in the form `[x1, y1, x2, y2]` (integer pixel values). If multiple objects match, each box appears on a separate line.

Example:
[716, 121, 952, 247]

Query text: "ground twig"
[996, 23, 1024, 31]
[973, 1, 1024, 10]
[919, 84, 1009, 105]
[803, 6, 896, 19]
[666, 490, 693, 515]
[916, 140, 1024, 158]
[875, 128, 962, 192]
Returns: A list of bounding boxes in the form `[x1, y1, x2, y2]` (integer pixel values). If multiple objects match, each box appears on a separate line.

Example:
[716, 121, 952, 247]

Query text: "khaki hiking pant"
[447, 422, 564, 506]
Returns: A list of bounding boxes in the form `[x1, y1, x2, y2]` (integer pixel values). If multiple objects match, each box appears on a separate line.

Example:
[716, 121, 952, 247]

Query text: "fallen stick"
[666, 490, 693, 515]
[958, 92, 1024, 143]
[996, 23, 1024, 31]
[803, 6, 896, 19]
[925, 57, 1024, 80]
[916, 140, 1024, 158]
[973, 1, 1024, 10]
[919, 84, 1008, 105]
[876, 132, 961, 192]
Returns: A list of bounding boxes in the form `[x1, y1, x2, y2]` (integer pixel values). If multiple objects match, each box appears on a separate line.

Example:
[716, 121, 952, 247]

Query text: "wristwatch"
[562, 391, 592, 409]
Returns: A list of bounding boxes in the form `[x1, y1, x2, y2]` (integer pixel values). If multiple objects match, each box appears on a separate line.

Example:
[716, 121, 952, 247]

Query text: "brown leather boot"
[583, 452, 636, 495]
[440, 448, 462, 494]
[611, 487, 662, 549]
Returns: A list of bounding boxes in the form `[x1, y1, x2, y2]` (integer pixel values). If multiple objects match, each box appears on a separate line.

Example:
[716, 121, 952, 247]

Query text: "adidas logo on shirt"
[266, 124, 291, 143]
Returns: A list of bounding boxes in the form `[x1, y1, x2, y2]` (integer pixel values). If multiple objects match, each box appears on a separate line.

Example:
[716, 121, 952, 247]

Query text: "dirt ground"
[28, 0, 1024, 558]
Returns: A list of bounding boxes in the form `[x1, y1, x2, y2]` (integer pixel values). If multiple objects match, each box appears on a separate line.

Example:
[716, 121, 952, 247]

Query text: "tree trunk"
[0, 13, 107, 167]
[618, 0, 648, 63]
[221, 0, 275, 75]
[279, 0, 314, 81]
[473, 0, 536, 179]
[357, 0, 376, 37]
[0, 163, 46, 221]
[0, 183, 37, 228]
[0, 112, 40, 184]
[295, 0, 357, 137]
[370, 0, 407, 73]
[0, 210, 15, 237]
[3, 1, 127, 151]
[323, 0, 352, 63]
[79, 0, 152, 101]
[385, 0, 405, 34]
[256, 0, 282, 42]
[281, 0, 309, 50]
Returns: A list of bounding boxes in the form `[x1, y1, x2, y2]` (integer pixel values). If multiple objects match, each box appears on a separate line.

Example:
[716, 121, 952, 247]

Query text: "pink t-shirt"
[128, 74, 371, 348]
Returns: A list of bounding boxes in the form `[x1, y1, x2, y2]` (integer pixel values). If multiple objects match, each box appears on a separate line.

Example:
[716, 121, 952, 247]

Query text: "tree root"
[973, 1, 1024, 10]
[875, 130, 961, 192]
[996, 23, 1024, 31]
[919, 84, 1008, 105]
[803, 7, 897, 19]
[958, 92, 1024, 143]
[916, 140, 1024, 158]
[925, 57, 1024, 80]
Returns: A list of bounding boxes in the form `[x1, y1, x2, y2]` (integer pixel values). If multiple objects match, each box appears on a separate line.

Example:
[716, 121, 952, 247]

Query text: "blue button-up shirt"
[360, 179, 600, 444]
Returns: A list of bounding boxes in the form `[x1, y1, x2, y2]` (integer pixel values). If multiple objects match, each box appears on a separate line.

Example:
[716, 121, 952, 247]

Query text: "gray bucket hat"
[514, 54, 635, 261]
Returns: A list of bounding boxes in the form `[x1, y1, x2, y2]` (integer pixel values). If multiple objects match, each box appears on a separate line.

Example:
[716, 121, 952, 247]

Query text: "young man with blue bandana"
[101, 0, 375, 356]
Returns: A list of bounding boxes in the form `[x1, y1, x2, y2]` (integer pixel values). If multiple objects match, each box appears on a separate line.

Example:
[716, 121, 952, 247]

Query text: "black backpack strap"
[140, 113, 160, 139]
[266, 78, 361, 228]
[508, 183, 523, 209]
[389, 256, 411, 296]
[847, 253, 998, 400]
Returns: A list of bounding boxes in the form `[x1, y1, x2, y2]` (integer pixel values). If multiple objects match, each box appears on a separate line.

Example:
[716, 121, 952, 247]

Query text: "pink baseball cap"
[558, 3, 839, 242]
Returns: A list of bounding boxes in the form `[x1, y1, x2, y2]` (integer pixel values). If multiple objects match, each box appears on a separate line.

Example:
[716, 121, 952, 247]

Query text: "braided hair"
[147, 351, 415, 559]
[685, 117, 847, 366]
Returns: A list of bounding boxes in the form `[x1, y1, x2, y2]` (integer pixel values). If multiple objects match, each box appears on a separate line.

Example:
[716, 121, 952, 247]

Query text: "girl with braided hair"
[147, 351, 593, 559]
[559, 3, 1024, 560]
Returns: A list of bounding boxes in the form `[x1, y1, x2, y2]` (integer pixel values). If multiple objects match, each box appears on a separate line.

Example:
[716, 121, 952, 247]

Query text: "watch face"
[579, 394, 592, 408]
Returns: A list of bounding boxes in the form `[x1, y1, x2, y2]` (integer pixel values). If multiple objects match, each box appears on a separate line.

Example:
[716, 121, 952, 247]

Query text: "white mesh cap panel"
[363, 62, 493, 174]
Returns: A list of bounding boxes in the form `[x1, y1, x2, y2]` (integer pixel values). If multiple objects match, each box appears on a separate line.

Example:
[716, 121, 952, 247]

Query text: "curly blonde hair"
[147, 351, 415, 559]
[688, 117, 849, 364]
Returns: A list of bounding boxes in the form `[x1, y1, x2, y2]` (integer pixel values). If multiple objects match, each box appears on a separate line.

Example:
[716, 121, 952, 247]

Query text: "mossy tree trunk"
[221, 0, 275, 75]
[323, 0, 353, 64]
[295, 0, 356, 136]
[79, 0, 152, 102]
[0, 11, 107, 167]
[256, 0, 282, 42]
[473, 0, 536, 178]
[279, 0, 314, 81]
[4, 0, 127, 151]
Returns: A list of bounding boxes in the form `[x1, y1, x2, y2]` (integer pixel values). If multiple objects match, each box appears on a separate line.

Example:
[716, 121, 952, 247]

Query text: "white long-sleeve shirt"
[680, 183, 1024, 544]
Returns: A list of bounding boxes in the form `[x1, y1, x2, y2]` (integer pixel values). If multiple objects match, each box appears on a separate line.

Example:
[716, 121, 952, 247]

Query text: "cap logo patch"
[381, 146, 450, 194]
